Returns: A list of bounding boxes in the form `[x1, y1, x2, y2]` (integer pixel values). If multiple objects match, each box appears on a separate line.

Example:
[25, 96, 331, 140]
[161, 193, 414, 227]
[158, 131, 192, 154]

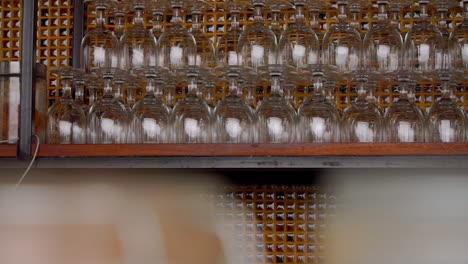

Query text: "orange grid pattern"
[37, 0, 74, 106]
[0, 0, 22, 61]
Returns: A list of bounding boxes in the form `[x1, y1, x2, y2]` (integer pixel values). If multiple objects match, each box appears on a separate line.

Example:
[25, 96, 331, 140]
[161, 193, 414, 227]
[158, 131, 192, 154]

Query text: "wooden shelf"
[34, 143, 468, 157]
[0, 144, 17, 158]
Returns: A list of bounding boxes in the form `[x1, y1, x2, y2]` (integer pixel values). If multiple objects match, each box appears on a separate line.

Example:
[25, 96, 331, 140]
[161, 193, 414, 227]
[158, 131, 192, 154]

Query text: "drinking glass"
[238, 0, 278, 74]
[47, 68, 87, 144]
[322, 0, 362, 75]
[384, 74, 426, 142]
[88, 72, 130, 144]
[426, 75, 466, 142]
[214, 72, 256, 143]
[215, 0, 250, 76]
[187, 1, 215, 76]
[132, 69, 171, 143]
[158, 0, 197, 75]
[362, 0, 403, 78]
[298, 70, 341, 143]
[278, 0, 320, 75]
[448, 0, 468, 78]
[119, 0, 158, 75]
[256, 70, 298, 143]
[343, 73, 384, 143]
[80, 0, 119, 73]
[403, 0, 444, 78]
[171, 72, 212, 143]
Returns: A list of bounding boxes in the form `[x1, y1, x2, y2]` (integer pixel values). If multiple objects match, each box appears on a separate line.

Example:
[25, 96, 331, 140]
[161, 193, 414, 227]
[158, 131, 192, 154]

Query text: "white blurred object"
[293, 44, 306, 63]
[267, 117, 285, 141]
[225, 118, 242, 138]
[336, 45, 349, 68]
[184, 118, 201, 139]
[251, 45, 264, 66]
[327, 170, 468, 264]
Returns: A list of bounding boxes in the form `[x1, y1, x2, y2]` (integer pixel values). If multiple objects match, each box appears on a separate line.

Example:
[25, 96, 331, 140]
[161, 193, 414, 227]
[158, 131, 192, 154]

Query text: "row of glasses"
[46, 0, 468, 144]
[47, 65, 468, 144]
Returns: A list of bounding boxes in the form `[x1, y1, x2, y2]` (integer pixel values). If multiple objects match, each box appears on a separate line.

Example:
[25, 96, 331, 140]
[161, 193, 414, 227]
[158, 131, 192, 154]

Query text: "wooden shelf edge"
[0, 144, 17, 158]
[33, 143, 468, 157]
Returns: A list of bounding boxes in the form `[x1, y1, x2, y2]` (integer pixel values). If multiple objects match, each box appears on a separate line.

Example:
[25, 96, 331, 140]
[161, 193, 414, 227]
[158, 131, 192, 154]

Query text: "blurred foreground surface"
[0, 169, 467, 264]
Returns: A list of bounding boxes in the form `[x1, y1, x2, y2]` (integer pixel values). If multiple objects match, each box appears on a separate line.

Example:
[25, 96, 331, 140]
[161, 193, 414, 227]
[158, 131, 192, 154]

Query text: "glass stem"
[377, 3, 388, 22]
[103, 78, 114, 98]
[254, 5, 264, 24]
[441, 81, 454, 99]
[357, 83, 368, 100]
[145, 77, 156, 96]
[89, 86, 98, 107]
[134, 7, 145, 26]
[419, 2, 429, 22]
[114, 82, 125, 101]
[115, 13, 125, 38]
[313, 75, 324, 97]
[390, 10, 400, 28]
[228, 75, 240, 96]
[187, 77, 198, 96]
[337, 3, 347, 23]
[172, 7, 183, 24]
[96, 6, 107, 30]
[61, 78, 73, 100]
[464, 1, 468, 21]
[192, 13, 202, 32]
[126, 87, 136, 107]
[295, 5, 305, 22]
[270, 75, 282, 96]
[74, 81, 85, 103]
[230, 12, 240, 30]
[271, 11, 279, 27]
[399, 83, 410, 100]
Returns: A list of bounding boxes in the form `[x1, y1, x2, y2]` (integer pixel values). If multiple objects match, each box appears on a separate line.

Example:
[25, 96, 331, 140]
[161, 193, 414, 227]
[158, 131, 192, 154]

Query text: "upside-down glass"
[363, 0, 403, 78]
[403, 0, 445, 78]
[344, 74, 384, 142]
[322, 0, 362, 75]
[158, 0, 197, 75]
[171, 72, 212, 143]
[279, 0, 320, 75]
[298, 70, 341, 143]
[448, 0, 468, 78]
[188, 0, 215, 75]
[238, 0, 277, 74]
[88, 73, 130, 144]
[426, 75, 466, 142]
[215, 0, 250, 76]
[132, 69, 171, 143]
[119, 0, 158, 75]
[214, 71, 256, 143]
[80, 0, 119, 73]
[47, 68, 87, 144]
[384, 75, 426, 142]
[256, 68, 298, 143]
